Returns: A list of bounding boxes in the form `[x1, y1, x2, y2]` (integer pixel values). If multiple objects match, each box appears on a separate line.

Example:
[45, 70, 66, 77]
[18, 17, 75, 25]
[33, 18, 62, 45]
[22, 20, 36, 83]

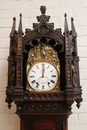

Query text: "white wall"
[0, 0, 87, 130]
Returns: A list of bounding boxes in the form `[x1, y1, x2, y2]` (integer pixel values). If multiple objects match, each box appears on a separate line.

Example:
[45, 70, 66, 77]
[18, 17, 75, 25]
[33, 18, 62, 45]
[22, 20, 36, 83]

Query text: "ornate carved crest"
[27, 43, 60, 68]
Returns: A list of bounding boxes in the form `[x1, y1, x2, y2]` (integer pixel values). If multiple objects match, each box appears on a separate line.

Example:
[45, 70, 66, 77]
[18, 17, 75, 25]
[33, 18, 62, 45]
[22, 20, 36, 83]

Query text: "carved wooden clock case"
[6, 6, 82, 130]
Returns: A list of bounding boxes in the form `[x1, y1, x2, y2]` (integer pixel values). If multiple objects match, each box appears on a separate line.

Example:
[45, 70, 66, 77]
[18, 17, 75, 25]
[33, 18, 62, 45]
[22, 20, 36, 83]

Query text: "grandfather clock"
[6, 6, 82, 130]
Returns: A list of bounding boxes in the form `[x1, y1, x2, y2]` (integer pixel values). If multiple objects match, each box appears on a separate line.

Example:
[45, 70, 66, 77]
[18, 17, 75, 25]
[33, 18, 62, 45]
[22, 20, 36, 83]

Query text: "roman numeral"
[47, 65, 50, 69]
[36, 65, 39, 69]
[31, 80, 36, 84]
[31, 70, 36, 73]
[51, 75, 56, 77]
[50, 80, 55, 84]
[30, 76, 35, 78]
[42, 63, 44, 68]
[42, 85, 44, 89]
[50, 70, 54, 72]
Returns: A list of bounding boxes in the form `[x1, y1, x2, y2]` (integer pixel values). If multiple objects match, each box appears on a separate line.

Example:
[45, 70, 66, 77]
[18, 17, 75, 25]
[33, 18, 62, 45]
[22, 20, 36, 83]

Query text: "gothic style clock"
[6, 6, 82, 130]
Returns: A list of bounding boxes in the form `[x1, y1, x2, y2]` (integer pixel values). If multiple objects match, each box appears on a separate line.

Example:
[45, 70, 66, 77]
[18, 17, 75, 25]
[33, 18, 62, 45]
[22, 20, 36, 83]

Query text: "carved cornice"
[23, 6, 64, 50]
[17, 102, 70, 115]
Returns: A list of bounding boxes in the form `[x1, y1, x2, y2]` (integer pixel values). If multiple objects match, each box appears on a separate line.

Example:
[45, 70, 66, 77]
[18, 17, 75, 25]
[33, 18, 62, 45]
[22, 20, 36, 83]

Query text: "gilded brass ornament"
[26, 43, 60, 91]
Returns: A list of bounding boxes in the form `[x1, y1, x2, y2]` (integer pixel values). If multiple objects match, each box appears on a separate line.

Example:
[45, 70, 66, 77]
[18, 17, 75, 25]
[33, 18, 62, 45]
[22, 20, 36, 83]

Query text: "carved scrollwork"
[18, 102, 68, 114]
[27, 43, 60, 67]
[23, 91, 65, 101]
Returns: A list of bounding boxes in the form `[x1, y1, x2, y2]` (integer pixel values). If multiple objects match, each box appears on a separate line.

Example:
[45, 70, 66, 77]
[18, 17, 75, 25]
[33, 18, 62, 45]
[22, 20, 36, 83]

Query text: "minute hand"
[42, 68, 45, 78]
[42, 65, 45, 78]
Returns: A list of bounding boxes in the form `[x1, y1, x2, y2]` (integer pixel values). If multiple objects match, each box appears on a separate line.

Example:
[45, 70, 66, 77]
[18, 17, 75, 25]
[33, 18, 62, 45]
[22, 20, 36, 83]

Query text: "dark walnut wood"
[6, 6, 82, 130]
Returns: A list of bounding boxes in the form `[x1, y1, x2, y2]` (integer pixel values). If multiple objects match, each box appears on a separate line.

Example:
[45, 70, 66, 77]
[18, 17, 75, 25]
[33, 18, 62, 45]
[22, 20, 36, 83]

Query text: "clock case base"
[20, 116, 68, 130]
[16, 91, 70, 130]
[15, 91, 70, 130]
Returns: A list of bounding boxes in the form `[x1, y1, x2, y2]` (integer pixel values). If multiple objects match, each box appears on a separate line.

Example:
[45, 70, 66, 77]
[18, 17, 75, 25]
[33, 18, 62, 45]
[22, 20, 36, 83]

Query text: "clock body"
[6, 6, 82, 130]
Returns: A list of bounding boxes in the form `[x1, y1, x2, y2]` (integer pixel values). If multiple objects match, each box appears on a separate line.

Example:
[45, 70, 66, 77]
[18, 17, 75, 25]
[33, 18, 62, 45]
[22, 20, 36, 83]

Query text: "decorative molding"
[23, 91, 65, 101]
[17, 102, 69, 114]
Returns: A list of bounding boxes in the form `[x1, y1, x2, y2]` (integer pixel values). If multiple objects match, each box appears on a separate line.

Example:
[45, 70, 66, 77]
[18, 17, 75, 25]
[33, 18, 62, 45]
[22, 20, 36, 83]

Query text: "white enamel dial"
[27, 62, 58, 91]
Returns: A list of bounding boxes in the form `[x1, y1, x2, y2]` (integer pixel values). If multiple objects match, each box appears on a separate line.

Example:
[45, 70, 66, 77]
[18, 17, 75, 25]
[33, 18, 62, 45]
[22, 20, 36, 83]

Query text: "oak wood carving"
[6, 6, 82, 130]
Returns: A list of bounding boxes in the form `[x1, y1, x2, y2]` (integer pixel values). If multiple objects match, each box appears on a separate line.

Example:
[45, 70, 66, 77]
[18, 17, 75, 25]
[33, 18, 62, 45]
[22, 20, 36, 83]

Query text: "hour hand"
[36, 82, 39, 88]
[48, 82, 50, 87]
[42, 64, 45, 78]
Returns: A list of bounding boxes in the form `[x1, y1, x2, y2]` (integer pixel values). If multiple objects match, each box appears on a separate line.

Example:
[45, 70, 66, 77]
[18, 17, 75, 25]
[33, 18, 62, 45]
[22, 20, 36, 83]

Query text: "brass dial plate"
[26, 43, 60, 91]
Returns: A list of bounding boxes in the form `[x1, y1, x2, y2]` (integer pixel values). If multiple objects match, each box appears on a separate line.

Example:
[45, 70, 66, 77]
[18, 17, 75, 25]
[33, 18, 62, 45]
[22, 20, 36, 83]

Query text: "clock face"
[27, 62, 58, 91]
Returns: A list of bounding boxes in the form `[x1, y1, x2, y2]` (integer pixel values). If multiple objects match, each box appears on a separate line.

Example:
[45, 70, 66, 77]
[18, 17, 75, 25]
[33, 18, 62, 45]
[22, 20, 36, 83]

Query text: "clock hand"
[42, 68, 45, 78]
[42, 64, 45, 78]
[36, 82, 39, 88]
[48, 82, 50, 87]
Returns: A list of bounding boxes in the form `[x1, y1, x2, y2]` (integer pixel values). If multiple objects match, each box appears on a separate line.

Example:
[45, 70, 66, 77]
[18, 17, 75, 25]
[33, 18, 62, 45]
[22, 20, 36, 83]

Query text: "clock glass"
[27, 62, 58, 91]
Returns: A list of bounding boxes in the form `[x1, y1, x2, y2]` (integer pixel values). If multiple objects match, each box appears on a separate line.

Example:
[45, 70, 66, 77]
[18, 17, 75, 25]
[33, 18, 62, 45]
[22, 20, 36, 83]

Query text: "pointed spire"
[10, 17, 16, 38]
[18, 13, 23, 36]
[17, 14, 23, 53]
[64, 13, 70, 53]
[64, 13, 69, 35]
[71, 17, 77, 38]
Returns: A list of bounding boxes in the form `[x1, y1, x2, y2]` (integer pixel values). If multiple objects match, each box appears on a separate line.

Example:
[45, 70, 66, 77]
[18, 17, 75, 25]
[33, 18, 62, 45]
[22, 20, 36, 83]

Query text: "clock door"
[25, 121, 64, 130]
[33, 121, 55, 130]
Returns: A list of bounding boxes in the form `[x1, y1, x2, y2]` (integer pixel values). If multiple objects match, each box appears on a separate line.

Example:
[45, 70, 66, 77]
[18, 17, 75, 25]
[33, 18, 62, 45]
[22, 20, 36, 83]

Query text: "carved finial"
[10, 17, 16, 38]
[40, 6, 46, 15]
[18, 13, 23, 36]
[13, 17, 16, 21]
[76, 103, 80, 109]
[20, 13, 22, 17]
[17, 14, 23, 53]
[71, 17, 77, 38]
[64, 13, 67, 17]
[64, 13, 69, 35]
[8, 103, 12, 109]
[71, 17, 74, 21]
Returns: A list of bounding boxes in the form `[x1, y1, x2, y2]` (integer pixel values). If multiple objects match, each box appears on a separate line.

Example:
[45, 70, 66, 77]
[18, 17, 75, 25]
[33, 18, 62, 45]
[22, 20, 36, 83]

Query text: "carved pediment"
[23, 6, 64, 49]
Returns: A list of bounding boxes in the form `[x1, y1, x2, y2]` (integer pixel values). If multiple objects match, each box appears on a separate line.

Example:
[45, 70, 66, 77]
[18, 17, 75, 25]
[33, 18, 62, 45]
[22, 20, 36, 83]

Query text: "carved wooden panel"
[25, 121, 63, 130]
[33, 121, 55, 130]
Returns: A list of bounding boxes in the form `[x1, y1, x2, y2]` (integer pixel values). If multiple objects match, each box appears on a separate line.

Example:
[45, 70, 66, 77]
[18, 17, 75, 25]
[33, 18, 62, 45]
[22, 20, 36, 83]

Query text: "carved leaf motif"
[20, 102, 68, 114]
